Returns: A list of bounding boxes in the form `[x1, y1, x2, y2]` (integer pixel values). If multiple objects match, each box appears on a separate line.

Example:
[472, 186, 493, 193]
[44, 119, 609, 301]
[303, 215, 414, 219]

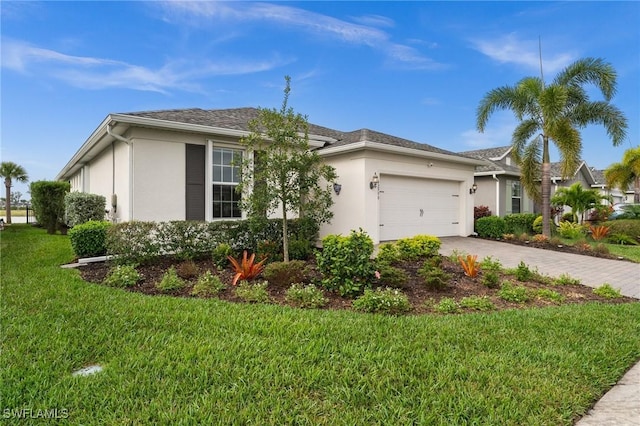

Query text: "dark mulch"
[77, 251, 636, 315]
[488, 236, 632, 261]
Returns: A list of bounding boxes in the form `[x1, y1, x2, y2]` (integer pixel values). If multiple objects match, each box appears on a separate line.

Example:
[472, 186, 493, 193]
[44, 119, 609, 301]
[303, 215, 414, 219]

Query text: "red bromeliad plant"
[228, 250, 267, 286]
[589, 225, 610, 241]
[458, 254, 479, 278]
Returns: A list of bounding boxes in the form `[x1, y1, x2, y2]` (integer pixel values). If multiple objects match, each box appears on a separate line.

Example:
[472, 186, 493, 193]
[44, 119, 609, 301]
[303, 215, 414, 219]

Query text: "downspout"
[107, 123, 132, 222]
[492, 174, 500, 217]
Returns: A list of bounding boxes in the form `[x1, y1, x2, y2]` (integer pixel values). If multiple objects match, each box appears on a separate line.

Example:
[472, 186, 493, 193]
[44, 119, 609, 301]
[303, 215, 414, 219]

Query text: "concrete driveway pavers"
[438, 237, 640, 299]
[439, 236, 640, 426]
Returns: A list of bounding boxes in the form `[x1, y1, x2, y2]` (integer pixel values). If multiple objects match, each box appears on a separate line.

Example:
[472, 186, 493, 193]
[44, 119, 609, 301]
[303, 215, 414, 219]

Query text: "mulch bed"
[77, 250, 637, 315]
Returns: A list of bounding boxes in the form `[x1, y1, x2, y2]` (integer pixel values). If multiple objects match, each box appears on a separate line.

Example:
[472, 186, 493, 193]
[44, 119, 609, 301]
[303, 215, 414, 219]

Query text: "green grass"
[557, 236, 640, 262]
[2, 225, 640, 425]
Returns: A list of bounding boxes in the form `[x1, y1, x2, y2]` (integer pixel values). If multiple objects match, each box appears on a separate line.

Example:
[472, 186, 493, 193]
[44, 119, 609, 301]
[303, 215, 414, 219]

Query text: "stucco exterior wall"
[473, 177, 499, 215]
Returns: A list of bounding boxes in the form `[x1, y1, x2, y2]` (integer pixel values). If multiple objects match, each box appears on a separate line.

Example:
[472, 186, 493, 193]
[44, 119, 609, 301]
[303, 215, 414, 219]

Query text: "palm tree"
[551, 182, 607, 223]
[604, 147, 640, 204]
[0, 162, 29, 224]
[476, 57, 628, 236]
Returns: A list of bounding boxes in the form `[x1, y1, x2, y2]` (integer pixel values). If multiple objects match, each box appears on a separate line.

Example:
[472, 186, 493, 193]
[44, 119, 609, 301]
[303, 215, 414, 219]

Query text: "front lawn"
[2, 225, 640, 424]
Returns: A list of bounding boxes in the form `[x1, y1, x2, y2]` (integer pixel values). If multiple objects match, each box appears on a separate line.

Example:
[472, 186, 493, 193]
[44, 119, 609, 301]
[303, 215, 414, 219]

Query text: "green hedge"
[475, 216, 506, 239]
[65, 192, 106, 227]
[504, 213, 538, 234]
[106, 217, 319, 265]
[604, 220, 640, 240]
[29, 180, 70, 234]
[68, 220, 112, 257]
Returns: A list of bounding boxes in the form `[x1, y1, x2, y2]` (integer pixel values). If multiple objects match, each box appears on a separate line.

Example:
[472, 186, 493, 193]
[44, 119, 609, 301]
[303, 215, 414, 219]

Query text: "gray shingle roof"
[121, 107, 344, 140]
[459, 146, 519, 174]
[330, 128, 463, 156]
[119, 107, 474, 159]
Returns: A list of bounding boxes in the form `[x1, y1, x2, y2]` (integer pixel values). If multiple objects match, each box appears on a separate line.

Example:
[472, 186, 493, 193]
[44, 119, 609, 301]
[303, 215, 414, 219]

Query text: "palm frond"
[571, 102, 628, 146]
[553, 57, 617, 100]
[476, 85, 519, 131]
[518, 140, 542, 202]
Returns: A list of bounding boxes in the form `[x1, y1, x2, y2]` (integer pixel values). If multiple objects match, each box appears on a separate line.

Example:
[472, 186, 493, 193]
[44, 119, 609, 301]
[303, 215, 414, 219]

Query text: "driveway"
[439, 237, 640, 299]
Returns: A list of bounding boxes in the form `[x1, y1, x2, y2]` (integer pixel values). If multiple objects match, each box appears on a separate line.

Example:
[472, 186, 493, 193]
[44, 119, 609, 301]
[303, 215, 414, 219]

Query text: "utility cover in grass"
[72, 365, 103, 377]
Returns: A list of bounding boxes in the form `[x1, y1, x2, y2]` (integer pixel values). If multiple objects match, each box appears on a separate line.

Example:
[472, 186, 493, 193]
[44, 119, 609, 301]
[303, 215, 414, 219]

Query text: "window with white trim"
[212, 148, 242, 218]
[511, 180, 522, 214]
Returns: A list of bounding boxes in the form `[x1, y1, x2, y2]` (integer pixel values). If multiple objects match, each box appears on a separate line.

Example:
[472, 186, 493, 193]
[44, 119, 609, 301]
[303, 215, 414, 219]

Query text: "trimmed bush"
[263, 260, 309, 287]
[395, 235, 441, 260]
[285, 284, 327, 309]
[106, 221, 161, 265]
[352, 288, 411, 315]
[68, 220, 111, 257]
[212, 243, 234, 269]
[103, 265, 140, 288]
[605, 220, 640, 242]
[64, 192, 106, 227]
[504, 213, 538, 234]
[191, 271, 226, 296]
[375, 263, 408, 288]
[316, 229, 375, 298]
[475, 216, 506, 239]
[29, 180, 70, 234]
[474, 205, 492, 221]
[234, 280, 270, 303]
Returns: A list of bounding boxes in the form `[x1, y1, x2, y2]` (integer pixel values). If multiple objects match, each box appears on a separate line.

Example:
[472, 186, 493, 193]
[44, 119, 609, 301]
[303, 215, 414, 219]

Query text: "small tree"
[551, 182, 608, 223]
[0, 161, 29, 224]
[238, 76, 337, 262]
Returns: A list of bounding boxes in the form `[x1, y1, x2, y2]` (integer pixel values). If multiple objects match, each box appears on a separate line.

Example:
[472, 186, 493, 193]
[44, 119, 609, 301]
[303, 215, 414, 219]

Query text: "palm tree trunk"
[635, 175, 640, 204]
[4, 178, 12, 224]
[541, 137, 551, 237]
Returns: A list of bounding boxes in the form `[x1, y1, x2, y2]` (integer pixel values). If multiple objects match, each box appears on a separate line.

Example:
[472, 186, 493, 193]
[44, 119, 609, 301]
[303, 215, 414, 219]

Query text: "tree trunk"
[282, 207, 289, 263]
[635, 176, 640, 204]
[4, 178, 12, 224]
[541, 136, 551, 237]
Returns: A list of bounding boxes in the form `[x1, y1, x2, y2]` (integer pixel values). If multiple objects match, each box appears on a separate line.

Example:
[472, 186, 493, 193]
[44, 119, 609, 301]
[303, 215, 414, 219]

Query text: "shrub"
[156, 221, 214, 261]
[459, 296, 496, 311]
[553, 273, 581, 286]
[285, 284, 327, 309]
[475, 216, 506, 239]
[481, 270, 500, 289]
[316, 229, 375, 298]
[532, 216, 555, 235]
[593, 283, 622, 299]
[498, 282, 531, 303]
[435, 298, 460, 314]
[593, 243, 610, 255]
[106, 221, 161, 265]
[176, 260, 199, 279]
[375, 263, 408, 288]
[531, 234, 549, 243]
[376, 243, 401, 264]
[256, 240, 283, 263]
[352, 288, 411, 315]
[64, 192, 106, 227]
[418, 262, 451, 291]
[574, 240, 592, 252]
[191, 271, 226, 296]
[288, 239, 312, 260]
[514, 261, 533, 282]
[234, 280, 270, 303]
[607, 233, 638, 245]
[557, 221, 585, 239]
[504, 213, 537, 234]
[605, 220, 640, 241]
[29, 180, 70, 234]
[156, 267, 186, 292]
[394, 235, 441, 260]
[474, 205, 492, 221]
[228, 251, 268, 286]
[536, 289, 565, 304]
[263, 260, 309, 287]
[480, 256, 502, 272]
[561, 212, 576, 223]
[212, 243, 234, 269]
[103, 264, 140, 288]
[68, 220, 111, 257]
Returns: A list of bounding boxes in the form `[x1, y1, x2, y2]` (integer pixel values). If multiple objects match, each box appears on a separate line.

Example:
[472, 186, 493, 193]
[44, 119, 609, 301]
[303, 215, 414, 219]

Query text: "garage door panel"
[379, 175, 460, 240]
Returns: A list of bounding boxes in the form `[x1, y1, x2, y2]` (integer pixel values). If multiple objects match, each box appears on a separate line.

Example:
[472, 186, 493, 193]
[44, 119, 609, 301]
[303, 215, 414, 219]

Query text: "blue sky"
[2, 1, 639, 200]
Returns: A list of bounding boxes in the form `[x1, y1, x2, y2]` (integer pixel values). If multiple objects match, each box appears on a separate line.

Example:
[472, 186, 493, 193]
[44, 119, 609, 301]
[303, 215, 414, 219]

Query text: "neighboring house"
[56, 108, 484, 243]
[459, 146, 534, 217]
[589, 168, 627, 205]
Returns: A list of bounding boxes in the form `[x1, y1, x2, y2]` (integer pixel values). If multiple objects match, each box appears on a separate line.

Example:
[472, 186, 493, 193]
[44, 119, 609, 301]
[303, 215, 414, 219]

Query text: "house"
[56, 108, 484, 244]
[590, 168, 629, 205]
[459, 146, 534, 217]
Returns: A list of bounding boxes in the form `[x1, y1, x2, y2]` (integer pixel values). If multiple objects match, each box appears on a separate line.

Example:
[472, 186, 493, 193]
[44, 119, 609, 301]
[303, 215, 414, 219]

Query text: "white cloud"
[460, 112, 518, 149]
[1, 38, 289, 93]
[470, 33, 576, 74]
[159, 1, 446, 70]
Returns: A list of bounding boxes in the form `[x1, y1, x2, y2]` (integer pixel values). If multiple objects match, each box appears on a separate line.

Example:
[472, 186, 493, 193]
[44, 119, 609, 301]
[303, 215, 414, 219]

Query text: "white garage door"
[379, 175, 460, 240]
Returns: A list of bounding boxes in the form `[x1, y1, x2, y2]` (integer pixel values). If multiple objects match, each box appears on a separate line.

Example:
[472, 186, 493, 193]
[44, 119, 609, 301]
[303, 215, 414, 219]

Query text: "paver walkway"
[439, 237, 640, 425]
[439, 237, 640, 298]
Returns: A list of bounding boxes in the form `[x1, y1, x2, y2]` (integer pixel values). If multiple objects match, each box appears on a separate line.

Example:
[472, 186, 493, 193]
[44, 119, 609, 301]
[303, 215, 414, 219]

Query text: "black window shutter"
[185, 144, 205, 221]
